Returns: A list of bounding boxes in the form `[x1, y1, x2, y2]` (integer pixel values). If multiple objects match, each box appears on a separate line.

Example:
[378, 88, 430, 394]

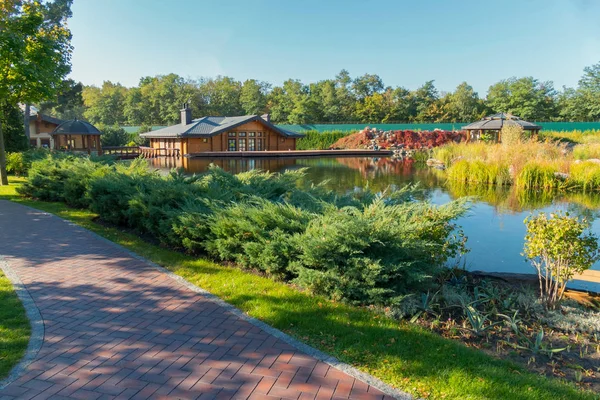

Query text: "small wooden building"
[28, 112, 63, 148]
[50, 119, 103, 155]
[139, 106, 303, 156]
[462, 113, 541, 143]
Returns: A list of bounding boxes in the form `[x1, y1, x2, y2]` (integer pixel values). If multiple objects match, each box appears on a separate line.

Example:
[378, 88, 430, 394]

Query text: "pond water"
[149, 156, 600, 292]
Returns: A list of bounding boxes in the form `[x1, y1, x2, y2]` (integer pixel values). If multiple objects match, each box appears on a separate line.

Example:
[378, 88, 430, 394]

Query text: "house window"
[29, 139, 38, 147]
[68, 139, 75, 148]
[257, 132, 263, 137]
[238, 132, 246, 137]
[238, 138, 247, 151]
[228, 132, 235, 137]
[203, 138, 208, 143]
[228, 139, 236, 151]
[248, 138, 255, 151]
[257, 139, 263, 151]
[248, 132, 256, 137]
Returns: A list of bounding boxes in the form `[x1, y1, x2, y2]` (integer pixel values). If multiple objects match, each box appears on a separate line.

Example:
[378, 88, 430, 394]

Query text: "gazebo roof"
[462, 113, 542, 131]
[51, 119, 102, 136]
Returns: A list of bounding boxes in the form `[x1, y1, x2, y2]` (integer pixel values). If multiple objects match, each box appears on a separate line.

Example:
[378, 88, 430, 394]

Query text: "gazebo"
[50, 119, 103, 155]
[462, 113, 542, 143]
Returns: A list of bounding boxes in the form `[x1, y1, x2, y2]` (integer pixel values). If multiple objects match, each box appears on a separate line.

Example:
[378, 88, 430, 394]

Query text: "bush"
[297, 130, 351, 150]
[292, 198, 468, 305]
[6, 149, 51, 176]
[20, 154, 469, 307]
[523, 211, 600, 309]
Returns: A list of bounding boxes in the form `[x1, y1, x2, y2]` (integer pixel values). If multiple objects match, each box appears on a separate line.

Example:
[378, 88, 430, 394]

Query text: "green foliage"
[292, 198, 468, 304]
[523, 211, 600, 309]
[5, 149, 50, 176]
[21, 155, 468, 307]
[1, 104, 28, 152]
[98, 125, 129, 147]
[568, 161, 600, 191]
[515, 162, 560, 190]
[447, 159, 510, 186]
[296, 130, 351, 150]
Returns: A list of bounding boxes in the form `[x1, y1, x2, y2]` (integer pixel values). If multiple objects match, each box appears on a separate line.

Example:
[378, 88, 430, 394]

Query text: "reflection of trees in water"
[444, 181, 600, 219]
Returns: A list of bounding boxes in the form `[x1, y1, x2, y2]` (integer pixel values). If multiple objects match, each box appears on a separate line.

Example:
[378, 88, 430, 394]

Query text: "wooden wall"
[149, 120, 297, 155]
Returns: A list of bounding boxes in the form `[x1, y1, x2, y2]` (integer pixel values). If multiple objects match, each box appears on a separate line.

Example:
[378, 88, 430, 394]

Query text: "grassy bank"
[0, 180, 30, 380]
[432, 141, 600, 191]
[1, 177, 595, 399]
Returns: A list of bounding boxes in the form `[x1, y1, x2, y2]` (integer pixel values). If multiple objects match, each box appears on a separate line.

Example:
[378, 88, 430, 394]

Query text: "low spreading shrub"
[297, 130, 351, 150]
[20, 154, 469, 307]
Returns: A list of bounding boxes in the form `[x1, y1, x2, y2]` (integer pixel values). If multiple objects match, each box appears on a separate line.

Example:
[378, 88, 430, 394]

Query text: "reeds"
[515, 162, 561, 190]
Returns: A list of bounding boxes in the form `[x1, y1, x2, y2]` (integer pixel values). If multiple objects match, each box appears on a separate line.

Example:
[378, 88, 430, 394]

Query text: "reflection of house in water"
[148, 157, 298, 175]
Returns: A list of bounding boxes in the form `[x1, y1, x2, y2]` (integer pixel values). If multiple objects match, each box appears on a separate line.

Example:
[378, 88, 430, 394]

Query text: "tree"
[82, 81, 128, 125]
[0, 0, 73, 185]
[486, 77, 557, 121]
[576, 61, 600, 121]
[38, 78, 84, 119]
[412, 81, 439, 122]
[2, 103, 28, 152]
[444, 82, 484, 122]
[523, 212, 600, 309]
[240, 79, 269, 115]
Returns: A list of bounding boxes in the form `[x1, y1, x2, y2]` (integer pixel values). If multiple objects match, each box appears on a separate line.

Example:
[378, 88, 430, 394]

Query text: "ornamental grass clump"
[515, 162, 560, 190]
[568, 161, 600, 191]
[523, 211, 600, 309]
[447, 159, 510, 186]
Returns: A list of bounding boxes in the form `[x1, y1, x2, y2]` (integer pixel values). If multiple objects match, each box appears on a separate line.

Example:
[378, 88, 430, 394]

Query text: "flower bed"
[331, 127, 466, 150]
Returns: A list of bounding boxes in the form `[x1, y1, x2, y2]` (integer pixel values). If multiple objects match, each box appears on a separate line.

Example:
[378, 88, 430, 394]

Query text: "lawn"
[0, 176, 596, 399]
[0, 259, 30, 381]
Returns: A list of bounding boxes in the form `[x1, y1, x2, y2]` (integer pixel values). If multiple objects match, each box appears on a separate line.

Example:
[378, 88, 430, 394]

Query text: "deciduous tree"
[0, 0, 73, 185]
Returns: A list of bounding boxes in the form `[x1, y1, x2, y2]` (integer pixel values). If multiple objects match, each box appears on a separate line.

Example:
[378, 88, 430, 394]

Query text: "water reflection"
[148, 156, 600, 292]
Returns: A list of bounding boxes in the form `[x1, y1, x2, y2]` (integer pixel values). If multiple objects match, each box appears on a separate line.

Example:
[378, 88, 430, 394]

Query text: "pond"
[149, 156, 600, 292]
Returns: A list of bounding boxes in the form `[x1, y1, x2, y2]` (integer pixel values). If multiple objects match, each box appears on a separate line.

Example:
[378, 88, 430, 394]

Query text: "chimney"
[261, 113, 270, 123]
[181, 103, 192, 125]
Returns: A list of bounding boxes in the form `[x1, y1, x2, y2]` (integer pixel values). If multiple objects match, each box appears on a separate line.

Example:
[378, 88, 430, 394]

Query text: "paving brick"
[0, 201, 395, 400]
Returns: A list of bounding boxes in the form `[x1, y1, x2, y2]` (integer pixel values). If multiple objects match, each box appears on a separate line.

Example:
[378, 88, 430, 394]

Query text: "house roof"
[139, 115, 305, 139]
[29, 113, 63, 126]
[51, 120, 102, 136]
[462, 113, 542, 131]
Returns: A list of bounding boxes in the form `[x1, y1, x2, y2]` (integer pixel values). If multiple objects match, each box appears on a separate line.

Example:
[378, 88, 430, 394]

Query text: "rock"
[585, 158, 600, 164]
[554, 172, 570, 180]
[426, 158, 445, 167]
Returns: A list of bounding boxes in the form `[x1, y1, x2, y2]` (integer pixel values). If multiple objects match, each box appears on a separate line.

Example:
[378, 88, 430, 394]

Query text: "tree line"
[37, 62, 600, 128]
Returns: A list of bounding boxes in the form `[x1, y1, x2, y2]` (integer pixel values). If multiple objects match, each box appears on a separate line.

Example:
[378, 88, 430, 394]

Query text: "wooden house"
[139, 105, 303, 156]
[50, 119, 103, 155]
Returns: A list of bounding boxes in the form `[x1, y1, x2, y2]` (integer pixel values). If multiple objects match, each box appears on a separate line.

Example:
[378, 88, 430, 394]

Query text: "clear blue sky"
[68, 0, 600, 95]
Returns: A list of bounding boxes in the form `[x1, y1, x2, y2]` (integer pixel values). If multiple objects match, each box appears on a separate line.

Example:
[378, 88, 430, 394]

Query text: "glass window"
[238, 138, 246, 151]
[228, 132, 236, 137]
[257, 138, 263, 151]
[248, 138, 255, 151]
[228, 139, 236, 151]
[248, 132, 256, 137]
[238, 132, 246, 137]
[257, 132, 263, 137]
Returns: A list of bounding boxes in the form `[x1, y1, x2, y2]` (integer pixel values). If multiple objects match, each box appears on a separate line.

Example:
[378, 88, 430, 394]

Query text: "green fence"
[278, 122, 600, 133]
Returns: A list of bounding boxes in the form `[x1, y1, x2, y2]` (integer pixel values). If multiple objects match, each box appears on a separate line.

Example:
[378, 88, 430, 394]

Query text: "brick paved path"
[0, 201, 398, 400]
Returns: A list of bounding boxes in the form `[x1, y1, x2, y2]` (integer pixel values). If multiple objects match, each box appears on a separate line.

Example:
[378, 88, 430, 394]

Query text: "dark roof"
[139, 115, 304, 139]
[51, 120, 102, 135]
[462, 113, 542, 131]
[30, 113, 63, 126]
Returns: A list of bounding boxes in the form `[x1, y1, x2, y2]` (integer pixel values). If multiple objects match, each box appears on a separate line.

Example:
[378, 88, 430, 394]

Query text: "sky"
[68, 0, 600, 95]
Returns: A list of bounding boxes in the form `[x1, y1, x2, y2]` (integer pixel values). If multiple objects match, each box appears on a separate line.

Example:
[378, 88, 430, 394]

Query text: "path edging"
[0, 256, 45, 389]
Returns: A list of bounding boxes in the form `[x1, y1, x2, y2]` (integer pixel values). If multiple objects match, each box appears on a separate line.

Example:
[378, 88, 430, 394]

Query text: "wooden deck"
[186, 149, 393, 158]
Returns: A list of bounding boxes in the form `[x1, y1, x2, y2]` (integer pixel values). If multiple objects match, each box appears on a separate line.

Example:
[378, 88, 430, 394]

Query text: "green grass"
[0, 264, 30, 380]
[0, 177, 596, 399]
